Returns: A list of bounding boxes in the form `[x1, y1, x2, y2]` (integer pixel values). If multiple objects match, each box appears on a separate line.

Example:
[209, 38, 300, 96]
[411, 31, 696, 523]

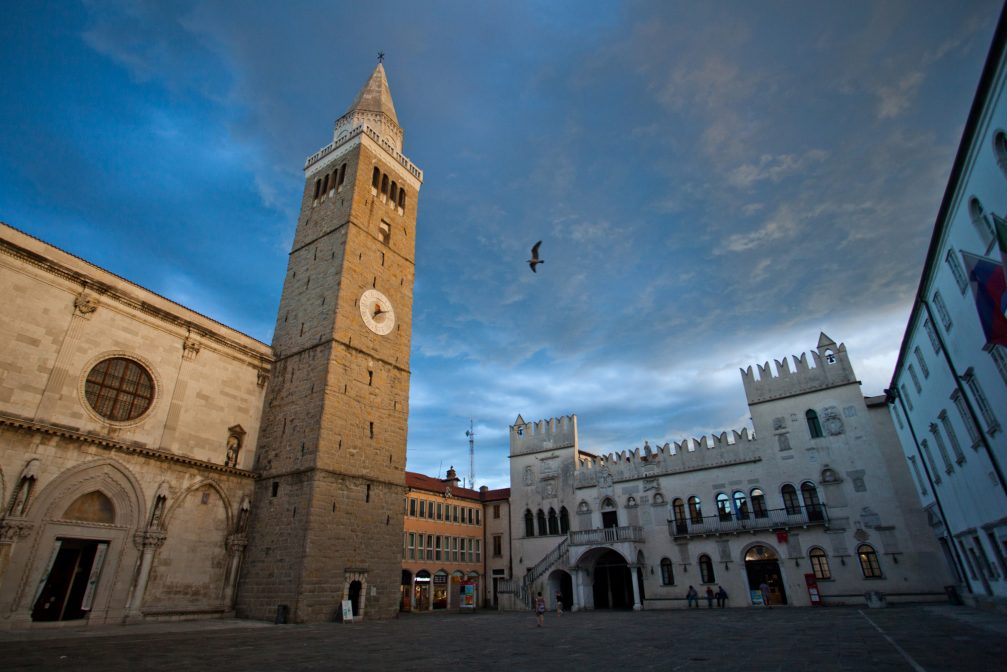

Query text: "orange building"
[400, 468, 510, 611]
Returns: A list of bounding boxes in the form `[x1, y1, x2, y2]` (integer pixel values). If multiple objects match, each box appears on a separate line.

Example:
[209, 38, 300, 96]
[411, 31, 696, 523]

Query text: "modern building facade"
[0, 61, 422, 627]
[887, 8, 1007, 610]
[400, 468, 510, 610]
[503, 335, 952, 611]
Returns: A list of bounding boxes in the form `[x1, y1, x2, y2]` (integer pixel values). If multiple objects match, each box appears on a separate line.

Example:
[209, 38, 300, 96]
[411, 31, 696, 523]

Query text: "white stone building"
[503, 335, 952, 610]
[887, 9, 1007, 610]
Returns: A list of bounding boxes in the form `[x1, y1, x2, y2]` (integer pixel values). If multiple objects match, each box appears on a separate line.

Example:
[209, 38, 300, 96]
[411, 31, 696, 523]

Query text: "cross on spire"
[377, 51, 385, 64]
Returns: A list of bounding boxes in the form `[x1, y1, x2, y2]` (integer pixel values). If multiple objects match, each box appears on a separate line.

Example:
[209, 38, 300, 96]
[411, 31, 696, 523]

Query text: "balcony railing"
[569, 525, 645, 546]
[668, 505, 828, 539]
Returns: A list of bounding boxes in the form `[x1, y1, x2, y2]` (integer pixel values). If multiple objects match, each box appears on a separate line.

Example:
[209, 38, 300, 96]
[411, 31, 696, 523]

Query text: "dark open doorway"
[32, 538, 106, 622]
[592, 550, 632, 609]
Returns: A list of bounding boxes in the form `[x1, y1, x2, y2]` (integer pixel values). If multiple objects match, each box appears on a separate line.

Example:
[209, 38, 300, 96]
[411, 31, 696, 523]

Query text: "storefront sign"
[341, 599, 354, 623]
[460, 582, 476, 609]
[804, 573, 822, 606]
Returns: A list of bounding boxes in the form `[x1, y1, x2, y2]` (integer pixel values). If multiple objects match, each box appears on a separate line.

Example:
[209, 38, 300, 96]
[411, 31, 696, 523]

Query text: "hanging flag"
[960, 250, 1007, 347]
[994, 213, 1007, 272]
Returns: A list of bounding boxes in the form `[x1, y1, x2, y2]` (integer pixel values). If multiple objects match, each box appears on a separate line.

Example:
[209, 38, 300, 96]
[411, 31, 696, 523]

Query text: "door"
[602, 511, 619, 529]
[32, 539, 106, 622]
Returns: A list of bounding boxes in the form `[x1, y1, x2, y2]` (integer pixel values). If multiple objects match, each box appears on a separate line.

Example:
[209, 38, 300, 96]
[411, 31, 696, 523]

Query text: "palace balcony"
[569, 525, 645, 547]
[668, 506, 829, 539]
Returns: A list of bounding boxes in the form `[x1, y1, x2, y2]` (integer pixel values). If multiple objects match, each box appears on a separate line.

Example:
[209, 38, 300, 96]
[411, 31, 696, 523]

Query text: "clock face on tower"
[359, 288, 395, 335]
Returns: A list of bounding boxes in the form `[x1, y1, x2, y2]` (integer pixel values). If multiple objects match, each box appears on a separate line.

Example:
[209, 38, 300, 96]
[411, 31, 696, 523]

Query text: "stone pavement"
[1, 604, 1005, 671]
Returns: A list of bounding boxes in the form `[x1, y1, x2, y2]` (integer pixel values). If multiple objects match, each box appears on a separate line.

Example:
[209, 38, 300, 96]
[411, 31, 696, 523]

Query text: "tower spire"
[333, 62, 403, 152]
[345, 62, 399, 126]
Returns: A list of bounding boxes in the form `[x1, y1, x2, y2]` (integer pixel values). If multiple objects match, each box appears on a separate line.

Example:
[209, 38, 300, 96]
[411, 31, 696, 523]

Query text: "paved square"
[1, 605, 1005, 671]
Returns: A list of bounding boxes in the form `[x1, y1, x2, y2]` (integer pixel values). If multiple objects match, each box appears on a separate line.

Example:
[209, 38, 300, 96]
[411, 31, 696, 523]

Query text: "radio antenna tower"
[465, 419, 476, 489]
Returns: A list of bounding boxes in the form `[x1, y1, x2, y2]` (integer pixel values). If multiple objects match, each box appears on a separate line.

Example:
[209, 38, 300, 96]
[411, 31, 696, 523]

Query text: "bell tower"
[237, 62, 422, 622]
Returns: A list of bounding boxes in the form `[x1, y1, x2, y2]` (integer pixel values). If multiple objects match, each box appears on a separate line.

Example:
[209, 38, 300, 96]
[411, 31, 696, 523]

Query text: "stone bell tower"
[237, 62, 422, 622]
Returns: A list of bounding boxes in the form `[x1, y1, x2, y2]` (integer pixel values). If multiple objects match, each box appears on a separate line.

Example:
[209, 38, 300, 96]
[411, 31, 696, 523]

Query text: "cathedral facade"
[0, 62, 420, 627]
[503, 335, 954, 611]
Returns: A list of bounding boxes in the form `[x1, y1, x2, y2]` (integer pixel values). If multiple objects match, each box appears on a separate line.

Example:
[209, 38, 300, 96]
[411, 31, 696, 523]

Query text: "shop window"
[809, 547, 831, 579]
[858, 544, 882, 578]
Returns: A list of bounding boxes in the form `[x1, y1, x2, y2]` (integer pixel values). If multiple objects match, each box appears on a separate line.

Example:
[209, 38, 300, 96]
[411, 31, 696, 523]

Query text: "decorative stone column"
[127, 530, 165, 617]
[573, 568, 585, 612]
[222, 534, 248, 610]
[0, 519, 34, 588]
[629, 564, 643, 610]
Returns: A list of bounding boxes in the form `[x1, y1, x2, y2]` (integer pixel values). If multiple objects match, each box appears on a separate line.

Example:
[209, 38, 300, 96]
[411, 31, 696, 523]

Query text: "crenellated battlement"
[510, 414, 578, 456]
[741, 332, 858, 405]
[574, 428, 760, 487]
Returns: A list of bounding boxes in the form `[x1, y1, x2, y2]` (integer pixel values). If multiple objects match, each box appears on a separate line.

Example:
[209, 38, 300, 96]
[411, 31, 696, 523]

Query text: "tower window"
[398, 189, 406, 210]
[321, 173, 330, 195]
[380, 174, 389, 196]
[337, 163, 347, 190]
[806, 409, 823, 438]
[379, 221, 391, 245]
[389, 181, 398, 204]
[271, 482, 279, 497]
[372, 167, 380, 189]
[313, 179, 321, 200]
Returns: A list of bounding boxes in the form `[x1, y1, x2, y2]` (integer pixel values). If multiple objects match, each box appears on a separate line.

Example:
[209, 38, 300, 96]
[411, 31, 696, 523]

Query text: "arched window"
[858, 544, 882, 578]
[995, 130, 1007, 180]
[524, 509, 534, 537]
[321, 173, 330, 194]
[337, 163, 346, 190]
[801, 481, 824, 521]
[687, 496, 702, 523]
[398, 189, 406, 209]
[750, 489, 767, 518]
[782, 484, 801, 515]
[313, 178, 321, 200]
[733, 491, 749, 520]
[547, 508, 559, 535]
[372, 167, 380, 189]
[389, 181, 398, 203]
[537, 509, 547, 536]
[672, 498, 687, 534]
[716, 493, 732, 521]
[699, 554, 716, 584]
[381, 174, 389, 196]
[660, 558, 675, 585]
[969, 196, 995, 246]
[809, 547, 831, 580]
[559, 506, 570, 534]
[806, 409, 823, 438]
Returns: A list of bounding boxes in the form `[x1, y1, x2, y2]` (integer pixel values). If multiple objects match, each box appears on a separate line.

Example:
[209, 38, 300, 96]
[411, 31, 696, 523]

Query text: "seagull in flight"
[528, 241, 544, 273]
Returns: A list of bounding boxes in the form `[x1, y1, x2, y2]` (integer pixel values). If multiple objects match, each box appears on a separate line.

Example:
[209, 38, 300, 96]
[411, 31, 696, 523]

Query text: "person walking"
[716, 585, 728, 608]
[555, 589, 563, 616]
[686, 585, 699, 608]
[759, 581, 771, 608]
[535, 592, 546, 626]
[705, 586, 715, 608]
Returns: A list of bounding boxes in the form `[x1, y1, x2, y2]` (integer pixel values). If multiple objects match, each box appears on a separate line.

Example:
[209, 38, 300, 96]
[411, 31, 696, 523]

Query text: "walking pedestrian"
[686, 585, 699, 608]
[759, 581, 771, 608]
[716, 585, 728, 608]
[705, 586, 715, 608]
[555, 590, 563, 616]
[535, 591, 546, 626]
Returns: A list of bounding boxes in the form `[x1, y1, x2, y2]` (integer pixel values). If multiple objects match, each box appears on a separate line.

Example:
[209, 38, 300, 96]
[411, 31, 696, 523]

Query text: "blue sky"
[1, 1, 1001, 488]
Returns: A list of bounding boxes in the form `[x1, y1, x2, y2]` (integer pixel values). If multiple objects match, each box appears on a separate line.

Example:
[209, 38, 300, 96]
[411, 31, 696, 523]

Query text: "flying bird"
[528, 241, 544, 273]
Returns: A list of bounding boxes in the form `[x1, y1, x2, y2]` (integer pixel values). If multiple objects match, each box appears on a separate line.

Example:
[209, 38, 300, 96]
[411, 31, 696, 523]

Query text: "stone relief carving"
[74, 292, 98, 317]
[822, 406, 844, 436]
[642, 478, 659, 491]
[777, 434, 791, 452]
[225, 425, 246, 468]
[523, 466, 534, 486]
[182, 336, 201, 361]
[256, 368, 270, 388]
[772, 416, 786, 431]
[598, 467, 613, 489]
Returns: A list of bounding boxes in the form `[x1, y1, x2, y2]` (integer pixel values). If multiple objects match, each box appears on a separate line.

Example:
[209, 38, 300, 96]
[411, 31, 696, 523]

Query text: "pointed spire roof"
[817, 332, 837, 349]
[346, 63, 398, 125]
